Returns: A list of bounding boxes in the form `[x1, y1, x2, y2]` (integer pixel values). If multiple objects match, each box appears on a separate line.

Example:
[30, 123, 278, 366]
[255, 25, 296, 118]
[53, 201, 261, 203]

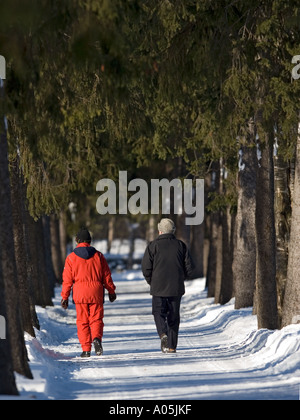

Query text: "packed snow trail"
[14, 272, 300, 400]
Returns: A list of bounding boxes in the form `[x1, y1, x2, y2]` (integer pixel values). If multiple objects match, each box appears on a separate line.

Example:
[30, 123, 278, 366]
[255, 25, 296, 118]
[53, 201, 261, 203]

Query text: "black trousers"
[152, 296, 182, 350]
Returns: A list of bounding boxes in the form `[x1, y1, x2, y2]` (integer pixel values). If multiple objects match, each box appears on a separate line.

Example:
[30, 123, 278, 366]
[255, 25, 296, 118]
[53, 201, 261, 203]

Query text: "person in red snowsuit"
[61, 228, 116, 357]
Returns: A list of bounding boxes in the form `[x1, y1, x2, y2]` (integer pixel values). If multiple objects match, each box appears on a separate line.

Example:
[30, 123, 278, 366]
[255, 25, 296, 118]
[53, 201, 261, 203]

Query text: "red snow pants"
[75, 303, 104, 352]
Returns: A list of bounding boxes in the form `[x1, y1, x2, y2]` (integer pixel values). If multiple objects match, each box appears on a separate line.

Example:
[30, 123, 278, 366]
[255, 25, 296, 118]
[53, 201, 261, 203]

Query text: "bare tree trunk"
[37, 218, 54, 306]
[26, 214, 43, 306]
[0, 252, 18, 395]
[107, 216, 115, 252]
[43, 216, 57, 294]
[59, 210, 67, 263]
[50, 214, 64, 282]
[147, 215, 157, 243]
[175, 213, 190, 246]
[0, 81, 32, 379]
[212, 212, 223, 303]
[0, 100, 18, 392]
[282, 120, 300, 327]
[206, 162, 220, 298]
[274, 147, 291, 326]
[190, 223, 204, 278]
[255, 138, 278, 330]
[27, 216, 53, 307]
[215, 207, 234, 305]
[233, 126, 257, 309]
[9, 154, 36, 337]
[21, 182, 40, 331]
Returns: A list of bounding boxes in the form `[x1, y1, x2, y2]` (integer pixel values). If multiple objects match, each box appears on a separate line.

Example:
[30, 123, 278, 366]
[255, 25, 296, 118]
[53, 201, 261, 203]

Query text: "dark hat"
[76, 227, 92, 243]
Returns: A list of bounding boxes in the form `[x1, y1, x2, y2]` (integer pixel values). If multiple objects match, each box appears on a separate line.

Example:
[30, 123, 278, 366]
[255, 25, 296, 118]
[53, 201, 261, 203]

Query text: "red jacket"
[61, 243, 116, 304]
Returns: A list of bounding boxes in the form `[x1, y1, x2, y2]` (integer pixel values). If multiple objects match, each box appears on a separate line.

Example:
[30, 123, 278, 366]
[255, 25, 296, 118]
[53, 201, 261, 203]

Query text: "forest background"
[0, 0, 300, 395]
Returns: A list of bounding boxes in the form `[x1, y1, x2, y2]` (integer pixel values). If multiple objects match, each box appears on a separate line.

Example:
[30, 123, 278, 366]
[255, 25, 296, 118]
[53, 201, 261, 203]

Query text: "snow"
[3, 273, 300, 400]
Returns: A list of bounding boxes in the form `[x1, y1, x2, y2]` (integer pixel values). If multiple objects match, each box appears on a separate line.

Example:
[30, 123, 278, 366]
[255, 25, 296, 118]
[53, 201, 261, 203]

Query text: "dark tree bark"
[255, 138, 278, 330]
[282, 121, 300, 328]
[59, 210, 67, 263]
[0, 242, 18, 395]
[190, 223, 204, 279]
[26, 216, 53, 308]
[50, 214, 64, 282]
[233, 125, 257, 309]
[216, 208, 235, 305]
[0, 81, 32, 379]
[36, 218, 54, 307]
[274, 148, 291, 326]
[10, 155, 36, 337]
[213, 159, 234, 306]
[206, 162, 221, 298]
[43, 216, 57, 295]
[20, 181, 40, 331]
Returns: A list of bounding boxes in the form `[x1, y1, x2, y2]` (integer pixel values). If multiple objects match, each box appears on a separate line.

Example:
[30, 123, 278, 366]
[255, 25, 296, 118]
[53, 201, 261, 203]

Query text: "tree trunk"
[190, 223, 204, 278]
[27, 216, 53, 307]
[274, 148, 291, 326]
[215, 207, 234, 305]
[50, 214, 64, 282]
[206, 162, 221, 298]
[212, 158, 234, 305]
[282, 121, 300, 328]
[37, 218, 54, 307]
[0, 134, 18, 393]
[255, 138, 278, 330]
[21, 182, 40, 331]
[59, 210, 67, 263]
[107, 216, 115, 252]
[0, 83, 18, 395]
[0, 81, 32, 379]
[233, 130, 257, 309]
[9, 154, 36, 337]
[43, 216, 57, 294]
[26, 215, 43, 306]
[147, 215, 157, 243]
[0, 256, 18, 395]
[212, 212, 223, 302]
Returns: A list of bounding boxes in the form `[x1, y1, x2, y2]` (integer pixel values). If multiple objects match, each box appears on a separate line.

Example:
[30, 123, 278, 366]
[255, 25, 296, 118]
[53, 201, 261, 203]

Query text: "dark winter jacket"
[142, 234, 194, 297]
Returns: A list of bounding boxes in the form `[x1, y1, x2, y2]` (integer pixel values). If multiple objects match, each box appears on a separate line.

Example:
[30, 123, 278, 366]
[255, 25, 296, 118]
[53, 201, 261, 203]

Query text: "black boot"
[81, 351, 91, 358]
[93, 338, 103, 356]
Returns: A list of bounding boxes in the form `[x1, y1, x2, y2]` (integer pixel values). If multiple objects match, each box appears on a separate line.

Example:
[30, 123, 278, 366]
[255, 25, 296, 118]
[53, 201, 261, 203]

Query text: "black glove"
[109, 293, 117, 303]
[61, 299, 69, 310]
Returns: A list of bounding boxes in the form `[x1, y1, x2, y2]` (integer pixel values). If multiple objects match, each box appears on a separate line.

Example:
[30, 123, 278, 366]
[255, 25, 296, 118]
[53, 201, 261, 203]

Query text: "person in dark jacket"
[142, 218, 194, 353]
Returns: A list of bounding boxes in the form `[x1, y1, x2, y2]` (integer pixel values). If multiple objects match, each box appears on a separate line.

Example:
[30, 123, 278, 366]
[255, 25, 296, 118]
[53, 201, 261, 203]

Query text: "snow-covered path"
[15, 273, 300, 400]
